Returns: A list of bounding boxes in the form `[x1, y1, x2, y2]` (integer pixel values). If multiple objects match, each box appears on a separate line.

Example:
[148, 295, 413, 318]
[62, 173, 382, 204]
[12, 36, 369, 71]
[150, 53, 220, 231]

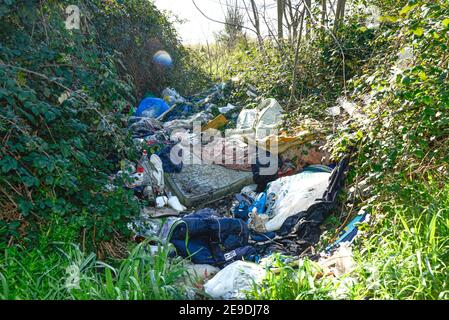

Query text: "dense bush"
[199, 21, 378, 118]
[245, 0, 449, 300]
[328, 0, 449, 299]
[89, 0, 210, 97]
[0, 0, 210, 257]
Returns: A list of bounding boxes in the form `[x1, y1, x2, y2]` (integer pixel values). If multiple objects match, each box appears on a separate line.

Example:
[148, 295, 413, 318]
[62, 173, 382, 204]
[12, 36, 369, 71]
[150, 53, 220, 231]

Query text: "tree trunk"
[249, 0, 263, 48]
[321, 0, 326, 29]
[288, 8, 306, 107]
[305, 0, 311, 40]
[277, 0, 285, 40]
[340, 0, 346, 21]
[334, 0, 346, 31]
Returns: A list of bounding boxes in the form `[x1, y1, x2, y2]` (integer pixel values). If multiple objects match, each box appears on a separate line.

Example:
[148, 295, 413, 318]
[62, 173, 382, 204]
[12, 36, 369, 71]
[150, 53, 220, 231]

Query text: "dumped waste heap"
[115, 83, 363, 299]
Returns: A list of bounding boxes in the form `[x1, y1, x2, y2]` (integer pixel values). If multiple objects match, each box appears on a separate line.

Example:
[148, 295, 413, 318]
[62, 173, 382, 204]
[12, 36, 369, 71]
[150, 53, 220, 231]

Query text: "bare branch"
[191, 0, 258, 36]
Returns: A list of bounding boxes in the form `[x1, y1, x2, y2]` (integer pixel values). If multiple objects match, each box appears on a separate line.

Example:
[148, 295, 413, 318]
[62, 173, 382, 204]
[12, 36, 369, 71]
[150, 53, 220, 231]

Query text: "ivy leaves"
[0, 156, 18, 173]
[0, 0, 142, 249]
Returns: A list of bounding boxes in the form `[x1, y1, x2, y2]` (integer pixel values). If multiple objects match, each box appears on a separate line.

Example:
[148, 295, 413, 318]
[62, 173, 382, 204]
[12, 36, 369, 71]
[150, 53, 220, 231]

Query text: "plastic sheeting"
[228, 98, 283, 139]
[255, 98, 284, 140]
[250, 169, 332, 233]
[251, 158, 350, 257]
[204, 261, 266, 299]
[235, 109, 257, 134]
[163, 111, 213, 132]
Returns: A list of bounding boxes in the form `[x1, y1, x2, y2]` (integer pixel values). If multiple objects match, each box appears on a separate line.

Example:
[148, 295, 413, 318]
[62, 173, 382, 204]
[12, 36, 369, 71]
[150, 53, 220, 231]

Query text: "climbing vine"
[0, 0, 209, 256]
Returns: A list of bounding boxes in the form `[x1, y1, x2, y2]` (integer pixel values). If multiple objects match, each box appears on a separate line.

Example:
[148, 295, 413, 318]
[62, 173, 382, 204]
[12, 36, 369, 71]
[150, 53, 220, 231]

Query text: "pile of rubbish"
[110, 83, 367, 299]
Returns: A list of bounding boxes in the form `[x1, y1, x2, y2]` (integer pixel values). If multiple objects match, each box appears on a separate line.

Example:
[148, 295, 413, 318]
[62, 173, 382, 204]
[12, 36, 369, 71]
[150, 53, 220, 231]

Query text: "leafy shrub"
[199, 23, 378, 115]
[328, 1, 449, 299]
[89, 0, 211, 96]
[247, 0, 449, 300]
[0, 0, 209, 255]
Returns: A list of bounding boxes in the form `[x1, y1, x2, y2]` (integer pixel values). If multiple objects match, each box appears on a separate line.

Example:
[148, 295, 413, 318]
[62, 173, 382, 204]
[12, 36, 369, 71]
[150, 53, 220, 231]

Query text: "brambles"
[0, 0, 209, 254]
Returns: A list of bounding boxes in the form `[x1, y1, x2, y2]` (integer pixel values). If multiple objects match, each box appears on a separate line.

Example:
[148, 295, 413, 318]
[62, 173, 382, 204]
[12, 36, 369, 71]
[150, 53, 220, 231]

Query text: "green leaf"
[442, 18, 449, 28]
[18, 199, 33, 217]
[43, 87, 51, 98]
[0, 156, 18, 173]
[355, 130, 364, 141]
[418, 71, 427, 81]
[422, 96, 433, 105]
[21, 175, 39, 187]
[380, 16, 398, 23]
[399, 4, 417, 16]
[429, 214, 437, 247]
[105, 268, 115, 298]
[412, 27, 424, 37]
[358, 26, 368, 32]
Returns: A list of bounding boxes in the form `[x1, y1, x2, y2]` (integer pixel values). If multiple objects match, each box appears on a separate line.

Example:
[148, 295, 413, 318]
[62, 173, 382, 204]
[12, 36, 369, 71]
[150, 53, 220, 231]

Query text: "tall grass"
[248, 256, 336, 300]
[249, 175, 449, 300]
[0, 241, 192, 300]
[351, 176, 449, 300]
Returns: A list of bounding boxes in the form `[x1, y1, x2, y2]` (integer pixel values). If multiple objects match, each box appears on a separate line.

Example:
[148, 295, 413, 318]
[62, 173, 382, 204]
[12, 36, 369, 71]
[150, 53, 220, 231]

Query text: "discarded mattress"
[201, 134, 252, 171]
[165, 164, 254, 207]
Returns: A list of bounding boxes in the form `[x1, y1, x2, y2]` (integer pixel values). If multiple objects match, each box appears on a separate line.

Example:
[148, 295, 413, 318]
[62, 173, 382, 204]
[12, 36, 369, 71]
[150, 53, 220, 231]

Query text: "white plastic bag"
[162, 87, 186, 105]
[219, 103, 237, 114]
[255, 98, 284, 139]
[231, 98, 284, 139]
[156, 196, 168, 208]
[167, 195, 187, 212]
[261, 170, 331, 232]
[236, 109, 257, 131]
[204, 261, 266, 300]
[318, 244, 355, 277]
[149, 154, 164, 191]
[129, 153, 163, 189]
[185, 263, 220, 285]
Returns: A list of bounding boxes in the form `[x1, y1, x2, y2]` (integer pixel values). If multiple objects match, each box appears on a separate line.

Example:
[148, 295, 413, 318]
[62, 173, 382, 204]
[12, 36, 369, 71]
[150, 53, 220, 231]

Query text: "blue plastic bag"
[232, 194, 254, 221]
[134, 97, 169, 118]
[249, 192, 267, 215]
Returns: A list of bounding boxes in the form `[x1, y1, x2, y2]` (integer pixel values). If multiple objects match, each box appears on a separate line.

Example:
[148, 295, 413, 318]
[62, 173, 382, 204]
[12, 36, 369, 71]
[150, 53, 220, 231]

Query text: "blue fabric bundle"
[170, 209, 256, 266]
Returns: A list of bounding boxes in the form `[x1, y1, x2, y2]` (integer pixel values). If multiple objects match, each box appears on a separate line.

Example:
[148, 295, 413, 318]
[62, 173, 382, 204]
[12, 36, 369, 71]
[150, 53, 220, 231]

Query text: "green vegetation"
[247, 178, 449, 300]
[0, 0, 203, 299]
[248, 257, 336, 300]
[1, 0, 448, 300]
[0, 240, 190, 300]
[219, 0, 449, 300]
[0, 0, 207, 253]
